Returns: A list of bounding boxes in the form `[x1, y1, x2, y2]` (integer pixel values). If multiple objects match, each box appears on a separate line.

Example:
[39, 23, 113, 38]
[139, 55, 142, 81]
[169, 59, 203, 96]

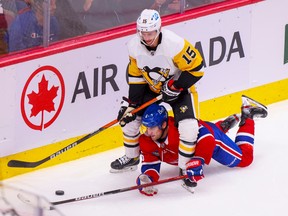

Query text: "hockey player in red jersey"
[111, 9, 204, 190]
[136, 95, 268, 196]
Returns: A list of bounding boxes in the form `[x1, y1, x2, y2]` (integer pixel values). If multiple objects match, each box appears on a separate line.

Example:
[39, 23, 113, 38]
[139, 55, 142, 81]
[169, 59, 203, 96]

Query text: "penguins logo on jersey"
[141, 66, 170, 93]
[180, 105, 188, 113]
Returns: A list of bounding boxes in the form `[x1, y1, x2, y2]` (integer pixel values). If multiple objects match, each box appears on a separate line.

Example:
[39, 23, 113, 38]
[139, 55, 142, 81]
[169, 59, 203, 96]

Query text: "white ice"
[3, 99, 288, 216]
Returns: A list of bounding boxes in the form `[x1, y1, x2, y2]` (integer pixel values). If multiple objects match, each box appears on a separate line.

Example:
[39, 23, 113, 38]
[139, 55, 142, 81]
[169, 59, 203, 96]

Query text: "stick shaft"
[8, 95, 163, 168]
[52, 174, 187, 206]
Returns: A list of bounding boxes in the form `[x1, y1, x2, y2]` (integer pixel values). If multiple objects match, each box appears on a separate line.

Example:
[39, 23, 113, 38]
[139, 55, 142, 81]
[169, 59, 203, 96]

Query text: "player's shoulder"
[139, 134, 156, 150]
[139, 134, 153, 143]
[168, 117, 179, 131]
[127, 35, 140, 48]
[168, 116, 176, 124]
[162, 28, 182, 39]
[162, 29, 184, 44]
[161, 29, 185, 55]
[127, 35, 141, 56]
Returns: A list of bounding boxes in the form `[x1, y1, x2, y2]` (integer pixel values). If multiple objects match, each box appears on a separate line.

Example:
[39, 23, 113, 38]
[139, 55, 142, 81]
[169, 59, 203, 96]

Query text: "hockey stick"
[17, 174, 188, 210]
[8, 95, 163, 168]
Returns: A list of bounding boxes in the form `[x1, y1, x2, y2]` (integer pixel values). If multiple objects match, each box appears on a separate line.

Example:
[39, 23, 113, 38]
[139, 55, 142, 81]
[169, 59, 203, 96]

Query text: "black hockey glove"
[117, 97, 137, 127]
[161, 79, 183, 102]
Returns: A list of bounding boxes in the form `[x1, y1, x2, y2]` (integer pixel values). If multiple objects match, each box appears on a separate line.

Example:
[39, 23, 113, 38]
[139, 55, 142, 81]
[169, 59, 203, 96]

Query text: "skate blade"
[181, 183, 195, 194]
[242, 95, 267, 110]
[109, 165, 138, 173]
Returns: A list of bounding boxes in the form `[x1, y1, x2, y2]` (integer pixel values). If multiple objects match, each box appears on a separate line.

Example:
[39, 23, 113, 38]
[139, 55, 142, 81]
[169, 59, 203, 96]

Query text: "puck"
[55, 190, 64, 195]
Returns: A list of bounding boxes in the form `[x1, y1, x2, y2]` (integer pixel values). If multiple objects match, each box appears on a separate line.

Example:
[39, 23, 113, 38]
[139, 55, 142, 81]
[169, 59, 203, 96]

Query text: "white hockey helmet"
[137, 9, 161, 33]
[137, 9, 161, 46]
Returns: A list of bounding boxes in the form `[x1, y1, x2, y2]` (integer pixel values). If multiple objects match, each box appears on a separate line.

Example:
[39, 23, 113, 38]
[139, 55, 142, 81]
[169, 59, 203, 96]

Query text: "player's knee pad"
[178, 118, 199, 143]
[122, 116, 142, 136]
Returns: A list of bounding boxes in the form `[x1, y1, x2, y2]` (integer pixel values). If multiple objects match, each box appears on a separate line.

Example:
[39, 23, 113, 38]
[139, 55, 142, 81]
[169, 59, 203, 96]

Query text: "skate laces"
[242, 105, 264, 116]
[240, 95, 268, 124]
[241, 105, 253, 115]
[118, 155, 131, 165]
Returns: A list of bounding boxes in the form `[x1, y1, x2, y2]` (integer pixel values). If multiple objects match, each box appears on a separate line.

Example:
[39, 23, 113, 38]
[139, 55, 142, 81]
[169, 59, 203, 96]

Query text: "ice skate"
[110, 155, 139, 173]
[220, 114, 241, 131]
[180, 169, 196, 193]
[240, 95, 268, 126]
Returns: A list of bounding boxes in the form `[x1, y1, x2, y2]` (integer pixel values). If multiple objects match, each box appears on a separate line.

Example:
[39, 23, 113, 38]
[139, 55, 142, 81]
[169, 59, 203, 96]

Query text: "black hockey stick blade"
[18, 174, 187, 210]
[7, 129, 103, 168]
[8, 95, 163, 168]
[8, 158, 49, 168]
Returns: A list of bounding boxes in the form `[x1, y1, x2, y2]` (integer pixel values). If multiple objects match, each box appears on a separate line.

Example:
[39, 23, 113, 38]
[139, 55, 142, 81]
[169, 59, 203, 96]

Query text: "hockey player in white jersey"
[111, 9, 204, 189]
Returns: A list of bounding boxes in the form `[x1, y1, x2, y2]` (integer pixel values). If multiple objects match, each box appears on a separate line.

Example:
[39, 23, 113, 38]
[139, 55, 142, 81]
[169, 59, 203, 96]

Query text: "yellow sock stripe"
[179, 141, 196, 155]
[123, 136, 139, 146]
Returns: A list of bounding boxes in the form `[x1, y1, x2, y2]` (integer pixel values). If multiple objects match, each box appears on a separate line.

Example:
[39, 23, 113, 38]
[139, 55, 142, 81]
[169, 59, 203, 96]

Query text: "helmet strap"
[139, 30, 161, 47]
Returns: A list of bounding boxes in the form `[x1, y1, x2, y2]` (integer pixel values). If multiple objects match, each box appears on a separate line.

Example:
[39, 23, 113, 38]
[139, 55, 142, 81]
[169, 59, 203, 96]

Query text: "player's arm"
[173, 40, 204, 90]
[117, 57, 147, 126]
[127, 56, 147, 104]
[137, 135, 161, 196]
[139, 135, 161, 181]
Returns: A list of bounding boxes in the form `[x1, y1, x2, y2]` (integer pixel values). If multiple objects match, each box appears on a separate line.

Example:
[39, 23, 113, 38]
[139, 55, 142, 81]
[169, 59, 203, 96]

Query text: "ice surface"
[3, 100, 288, 216]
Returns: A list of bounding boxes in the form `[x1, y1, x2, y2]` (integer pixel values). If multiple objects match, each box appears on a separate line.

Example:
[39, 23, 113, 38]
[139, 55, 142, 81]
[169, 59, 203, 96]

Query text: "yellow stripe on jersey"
[188, 85, 200, 118]
[128, 56, 142, 77]
[127, 56, 149, 85]
[173, 39, 203, 73]
[191, 71, 204, 77]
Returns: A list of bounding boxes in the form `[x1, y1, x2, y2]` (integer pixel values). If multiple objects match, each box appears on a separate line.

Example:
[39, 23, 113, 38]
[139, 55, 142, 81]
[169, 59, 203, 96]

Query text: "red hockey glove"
[186, 157, 205, 182]
[117, 97, 137, 127]
[136, 174, 158, 196]
[161, 78, 183, 102]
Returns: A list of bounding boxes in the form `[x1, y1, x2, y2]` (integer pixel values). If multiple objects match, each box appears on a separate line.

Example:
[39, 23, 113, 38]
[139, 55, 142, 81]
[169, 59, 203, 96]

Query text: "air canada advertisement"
[0, 0, 287, 158]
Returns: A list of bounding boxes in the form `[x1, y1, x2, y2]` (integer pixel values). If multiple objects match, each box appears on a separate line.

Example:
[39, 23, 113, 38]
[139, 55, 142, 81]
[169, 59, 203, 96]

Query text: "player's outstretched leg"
[240, 95, 268, 126]
[220, 114, 241, 132]
[110, 155, 139, 173]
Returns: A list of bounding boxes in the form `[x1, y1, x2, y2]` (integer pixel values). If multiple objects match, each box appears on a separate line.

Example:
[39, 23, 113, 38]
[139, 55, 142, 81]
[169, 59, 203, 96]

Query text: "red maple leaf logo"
[27, 74, 59, 130]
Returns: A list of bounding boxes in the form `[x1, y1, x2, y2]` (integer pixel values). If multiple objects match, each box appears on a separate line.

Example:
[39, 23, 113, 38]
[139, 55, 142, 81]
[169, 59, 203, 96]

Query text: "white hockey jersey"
[127, 28, 203, 94]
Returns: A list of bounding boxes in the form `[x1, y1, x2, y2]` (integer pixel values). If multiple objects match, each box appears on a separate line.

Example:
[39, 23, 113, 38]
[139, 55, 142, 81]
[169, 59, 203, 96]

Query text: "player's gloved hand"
[136, 174, 158, 196]
[186, 157, 205, 182]
[117, 97, 137, 127]
[161, 78, 183, 102]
